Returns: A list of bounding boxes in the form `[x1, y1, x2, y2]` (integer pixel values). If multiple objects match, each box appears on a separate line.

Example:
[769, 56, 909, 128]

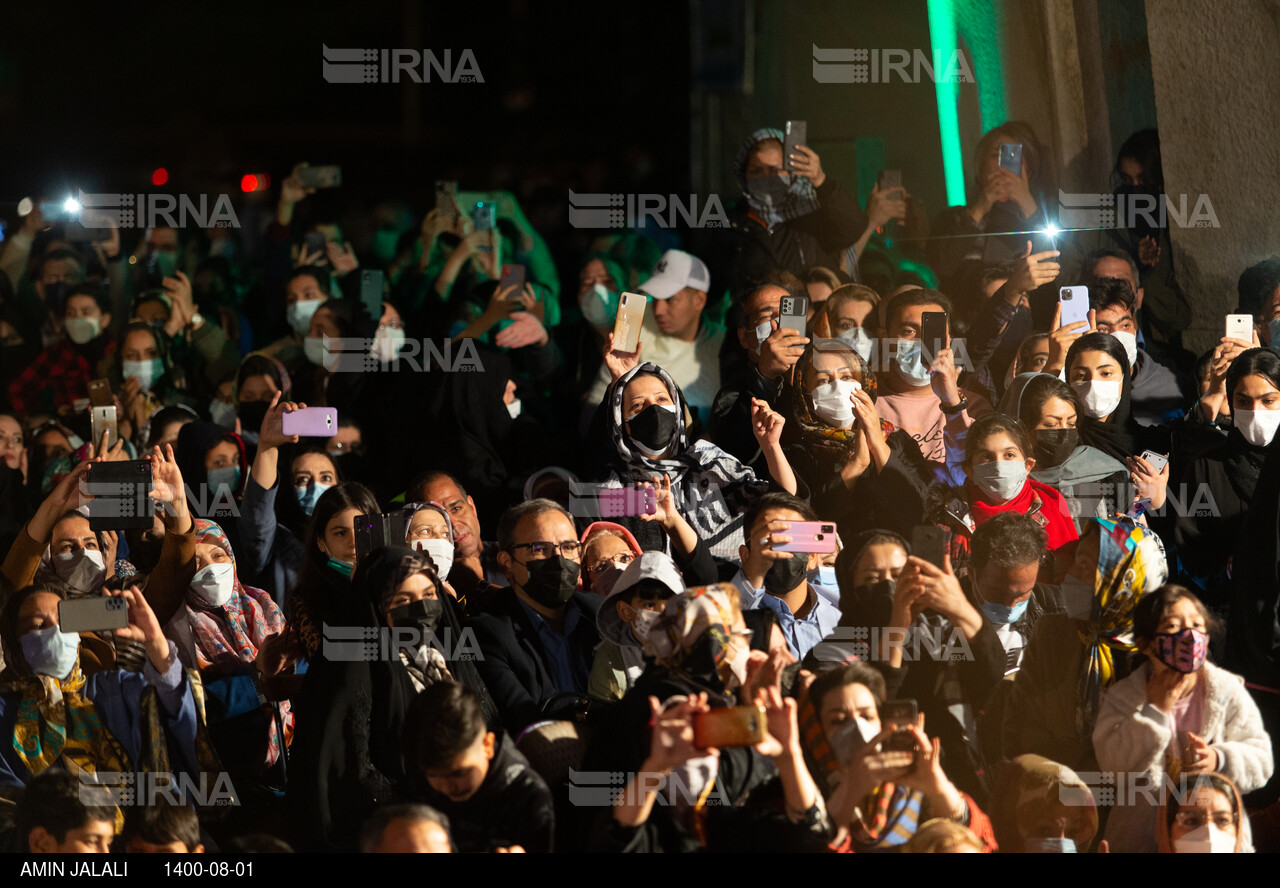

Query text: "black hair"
[1085, 248, 1142, 289]
[1236, 256, 1280, 318]
[16, 770, 115, 850]
[402, 681, 487, 773]
[1015, 374, 1080, 430]
[123, 797, 201, 851]
[38, 248, 87, 280]
[64, 282, 110, 314]
[807, 662, 888, 714]
[1115, 128, 1164, 193]
[742, 492, 818, 545]
[1131, 583, 1218, 652]
[288, 264, 332, 295]
[971, 512, 1046, 573]
[235, 354, 287, 400]
[359, 804, 452, 853]
[496, 497, 575, 552]
[735, 270, 806, 328]
[625, 578, 678, 606]
[963, 413, 1033, 467]
[1084, 275, 1138, 316]
[1, 583, 69, 677]
[1225, 348, 1280, 404]
[881, 287, 954, 334]
[1066, 331, 1131, 378]
[148, 404, 198, 444]
[293, 482, 380, 607]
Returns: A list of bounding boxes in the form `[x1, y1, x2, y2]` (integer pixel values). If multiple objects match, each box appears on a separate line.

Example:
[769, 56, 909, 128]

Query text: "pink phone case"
[773, 521, 838, 553]
[282, 407, 338, 437]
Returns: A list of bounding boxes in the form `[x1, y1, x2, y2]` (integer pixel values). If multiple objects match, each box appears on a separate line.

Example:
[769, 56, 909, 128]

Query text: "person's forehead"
[0, 416, 21, 434]
[54, 516, 92, 539]
[623, 375, 668, 399]
[66, 295, 99, 312]
[746, 287, 784, 314]
[20, 592, 61, 618]
[893, 302, 943, 325]
[412, 509, 447, 526]
[1096, 302, 1131, 319]
[423, 479, 465, 503]
[753, 507, 804, 531]
[294, 452, 335, 474]
[515, 509, 574, 540]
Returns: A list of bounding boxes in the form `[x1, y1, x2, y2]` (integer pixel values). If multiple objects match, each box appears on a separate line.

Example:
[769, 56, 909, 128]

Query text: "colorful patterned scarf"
[6, 661, 128, 777]
[783, 339, 896, 461]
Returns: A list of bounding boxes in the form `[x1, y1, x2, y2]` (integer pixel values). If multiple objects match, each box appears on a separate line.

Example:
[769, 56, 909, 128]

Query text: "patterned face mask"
[1154, 627, 1208, 674]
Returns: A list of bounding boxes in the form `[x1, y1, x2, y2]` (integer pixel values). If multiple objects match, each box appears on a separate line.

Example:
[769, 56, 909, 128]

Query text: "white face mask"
[65, 316, 100, 345]
[894, 339, 932, 387]
[209, 399, 237, 429]
[754, 320, 773, 355]
[838, 327, 875, 363]
[287, 299, 322, 335]
[1173, 823, 1237, 854]
[1234, 408, 1280, 448]
[972, 459, 1028, 503]
[412, 538, 455, 579]
[1110, 330, 1139, 370]
[53, 548, 107, 592]
[506, 398, 522, 420]
[371, 326, 406, 363]
[1072, 379, 1122, 419]
[304, 336, 341, 371]
[190, 561, 236, 607]
[122, 358, 164, 392]
[809, 379, 861, 427]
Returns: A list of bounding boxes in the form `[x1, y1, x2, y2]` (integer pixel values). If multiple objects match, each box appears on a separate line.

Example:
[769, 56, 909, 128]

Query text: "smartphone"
[998, 142, 1023, 177]
[880, 699, 919, 757]
[435, 180, 458, 220]
[499, 264, 526, 300]
[1226, 314, 1253, 342]
[304, 231, 327, 261]
[59, 596, 129, 634]
[298, 165, 342, 189]
[778, 294, 810, 337]
[281, 407, 338, 437]
[612, 291, 646, 354]
[783, 121, 807, 172]
[1140, 450, 1169, 474]
[87, 379, 112, 408]
[90, 406, 118, 452]
[1059, 286, 1090, 330]
[693, 706, 766, 748]
[773, 521, 837, 554]
[359, 269, 385, 320]
[597, 486, 657, 519]
[86, 460, 153, 531]
[472, 201, 496, 254]
[920, 311, 948, 363]
[911, 525, 948, 570]
[878, 169, 902, 193]
[353, 512, 408, 560]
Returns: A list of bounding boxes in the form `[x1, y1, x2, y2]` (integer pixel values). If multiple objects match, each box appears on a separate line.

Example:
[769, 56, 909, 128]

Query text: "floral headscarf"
[783, 338, 895, 461]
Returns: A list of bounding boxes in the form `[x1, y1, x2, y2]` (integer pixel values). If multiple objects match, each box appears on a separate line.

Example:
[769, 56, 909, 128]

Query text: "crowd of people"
[1, 120, 1279, 854]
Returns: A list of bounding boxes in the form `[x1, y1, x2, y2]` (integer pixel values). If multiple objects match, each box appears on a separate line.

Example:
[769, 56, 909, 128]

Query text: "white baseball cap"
[640, 249, 711, 300]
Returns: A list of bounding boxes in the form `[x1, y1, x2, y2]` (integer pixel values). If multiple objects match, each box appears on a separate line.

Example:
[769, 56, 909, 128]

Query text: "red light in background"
[240, 174, 258, 193]
[151, 168, 169, 187]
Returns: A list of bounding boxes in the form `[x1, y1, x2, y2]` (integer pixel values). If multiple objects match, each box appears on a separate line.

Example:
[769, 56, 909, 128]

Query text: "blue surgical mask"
[980, 597, 1029, 626]
[810, 565, 838, 588]
[296, 482, 333, 516]
[1025, 836, 1076, 853]
[894, 339, 932, 387]
[122, 357, 165, 392]
[327, 557, 354, 579]
[21, 625, 81, 680]
[208, 464, 241, 493]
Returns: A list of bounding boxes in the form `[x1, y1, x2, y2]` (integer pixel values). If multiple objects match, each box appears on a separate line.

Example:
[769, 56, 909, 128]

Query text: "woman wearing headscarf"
[989, 754, 1098, 852]
[598, 362, 793, 559]
[114, 321, 191, 449]
[999, 372, 1130, 528]
[360, 543, 497, 724]
[169, 519, 291, 784]
[0, 582, 199, 785]
[1156, 771, 1253, 853]
[781, 338, 930, 539]
[174, 419, 247, 555]
[798, 662, 997, 852]
[582, 585, 832, 853]
[724, 127, 868, 290]
[286, 543, 417, 852]
[1000, 517, 1168, 772]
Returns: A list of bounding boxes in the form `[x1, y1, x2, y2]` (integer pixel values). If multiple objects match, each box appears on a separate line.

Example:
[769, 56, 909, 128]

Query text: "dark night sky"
[0, 0, 693, 239]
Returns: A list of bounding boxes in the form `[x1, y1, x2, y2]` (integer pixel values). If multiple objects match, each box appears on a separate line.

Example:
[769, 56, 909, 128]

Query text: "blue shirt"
[732, 570, 842, 660]
[516, 598, 587, 696]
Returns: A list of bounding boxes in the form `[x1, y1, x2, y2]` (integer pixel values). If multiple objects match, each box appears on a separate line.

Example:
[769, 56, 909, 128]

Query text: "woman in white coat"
[1092, 584, 1273, 853]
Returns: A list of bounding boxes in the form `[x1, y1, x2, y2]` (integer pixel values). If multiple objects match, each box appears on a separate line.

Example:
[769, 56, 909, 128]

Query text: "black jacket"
[709, 364, 786, 481]
[412, 732, 555, 853]
[469, 588, 601, 734]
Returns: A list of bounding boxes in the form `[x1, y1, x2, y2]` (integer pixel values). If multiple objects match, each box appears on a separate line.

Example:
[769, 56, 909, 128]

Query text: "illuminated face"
[852, 543, 907, 586]
[1036, 397, 1077, 430]
[1069, 350, 1123, 384]
[831, 298, 874, 336]
[819, 682, 881, 740]
[1232, 373, 1280, 413]
[286, 273, 326, 307]
[321, 507, 359, 564]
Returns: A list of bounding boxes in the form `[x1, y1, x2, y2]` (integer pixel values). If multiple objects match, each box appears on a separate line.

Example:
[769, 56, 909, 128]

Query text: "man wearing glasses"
[470, 499, 601, 732]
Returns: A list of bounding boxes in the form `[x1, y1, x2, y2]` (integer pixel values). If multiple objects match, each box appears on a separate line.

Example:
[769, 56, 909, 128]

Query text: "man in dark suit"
[469, 498, 600, 733]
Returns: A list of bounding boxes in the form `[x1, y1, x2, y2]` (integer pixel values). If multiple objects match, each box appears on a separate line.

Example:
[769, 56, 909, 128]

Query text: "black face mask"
[388, 598, 444, 634]
[1034, 428, 1078, 468]
[238, 400, 269, 433]
[763, 553, 809, 596]
[519, 555, 580, 608]
[627, 404, 678, 455]
[838, 580, 897, 630]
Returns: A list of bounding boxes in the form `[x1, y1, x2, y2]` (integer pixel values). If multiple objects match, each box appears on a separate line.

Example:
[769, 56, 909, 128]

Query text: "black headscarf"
[1066, 333, 1167, 461]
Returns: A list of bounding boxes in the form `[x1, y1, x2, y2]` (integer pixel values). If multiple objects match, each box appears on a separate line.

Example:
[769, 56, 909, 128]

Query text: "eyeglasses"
[1174, 811, 1237, 830]
[588, 553, 634, 575]
[510, 540, 583, 560]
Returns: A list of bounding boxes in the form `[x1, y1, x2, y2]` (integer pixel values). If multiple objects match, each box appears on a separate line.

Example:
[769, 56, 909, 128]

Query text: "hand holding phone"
[783, 120, 807, 172]
[693, 705, 766, 748]
[998, 143, 1023, 178]
[59, 596, 129, 634]
[499, 264, 526, 300]
[911, 526, 948, 570]
[298, 165, 342, 189]
[1058, 286, 1091, 330]
[772, 521, 837, 554]
[1226, 314, 1253, 342]
[612, 292, 646, 354]
[777, 295, 810, 343]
